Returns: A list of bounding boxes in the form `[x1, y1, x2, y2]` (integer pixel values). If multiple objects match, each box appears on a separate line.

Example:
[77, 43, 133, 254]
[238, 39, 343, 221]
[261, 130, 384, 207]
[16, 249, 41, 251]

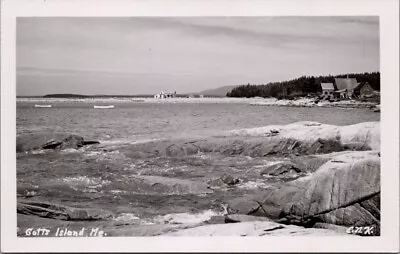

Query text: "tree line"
[226, 72, 380, 99]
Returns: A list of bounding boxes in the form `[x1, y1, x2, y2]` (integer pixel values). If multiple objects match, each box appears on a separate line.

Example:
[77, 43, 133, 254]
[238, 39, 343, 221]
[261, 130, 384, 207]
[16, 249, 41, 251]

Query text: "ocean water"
[17, 102, 380, 142]
[16, 101, 380, 227]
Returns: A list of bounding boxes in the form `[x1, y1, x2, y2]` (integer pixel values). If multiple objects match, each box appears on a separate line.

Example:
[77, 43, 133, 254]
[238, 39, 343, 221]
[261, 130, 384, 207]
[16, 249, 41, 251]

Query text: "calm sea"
[17, 102, 380, 142]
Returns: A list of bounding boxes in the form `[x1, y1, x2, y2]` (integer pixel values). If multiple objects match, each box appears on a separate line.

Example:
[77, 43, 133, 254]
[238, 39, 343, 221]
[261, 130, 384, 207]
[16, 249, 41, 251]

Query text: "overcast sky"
[17, 17, 379, 96]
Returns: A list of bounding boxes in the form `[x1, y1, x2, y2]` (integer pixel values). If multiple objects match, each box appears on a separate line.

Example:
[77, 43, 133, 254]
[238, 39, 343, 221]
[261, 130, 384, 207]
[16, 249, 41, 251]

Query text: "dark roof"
[334, 78, 359, 91]
[354, 81, 374, 91]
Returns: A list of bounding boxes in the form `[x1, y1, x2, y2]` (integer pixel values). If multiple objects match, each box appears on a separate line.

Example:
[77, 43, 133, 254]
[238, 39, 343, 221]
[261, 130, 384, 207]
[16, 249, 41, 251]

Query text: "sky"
[17, 17, 379, 96]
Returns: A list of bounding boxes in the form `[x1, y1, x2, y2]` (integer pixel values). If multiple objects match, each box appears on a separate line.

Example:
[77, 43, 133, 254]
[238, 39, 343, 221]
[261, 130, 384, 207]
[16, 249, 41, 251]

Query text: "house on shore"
[321, 83, 335, 100]
[334, 78, 359, 98]
[353, 81, 376, 98]
[154, 91, 176, 99]
[320, 78, 378, 100]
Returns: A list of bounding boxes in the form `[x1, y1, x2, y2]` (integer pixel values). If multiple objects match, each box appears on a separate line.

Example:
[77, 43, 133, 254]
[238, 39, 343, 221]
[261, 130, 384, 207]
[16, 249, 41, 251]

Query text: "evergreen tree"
[226, 72, 380, 98]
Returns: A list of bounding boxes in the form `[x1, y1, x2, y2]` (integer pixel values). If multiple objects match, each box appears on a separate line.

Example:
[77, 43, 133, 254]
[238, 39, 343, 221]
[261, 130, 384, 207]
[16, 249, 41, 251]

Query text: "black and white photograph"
[1, 0, 399, 252]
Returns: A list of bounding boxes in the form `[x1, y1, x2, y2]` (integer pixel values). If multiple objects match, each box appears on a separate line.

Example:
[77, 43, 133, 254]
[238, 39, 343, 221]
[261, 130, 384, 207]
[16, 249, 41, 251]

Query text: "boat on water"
[34, 104, 52, 108]
[93, 105, 114, 109]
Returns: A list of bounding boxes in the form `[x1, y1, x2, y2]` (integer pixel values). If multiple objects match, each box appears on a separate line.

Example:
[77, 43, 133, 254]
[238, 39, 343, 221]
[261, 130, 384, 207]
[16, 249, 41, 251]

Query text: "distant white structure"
[154, 91, 176, 99]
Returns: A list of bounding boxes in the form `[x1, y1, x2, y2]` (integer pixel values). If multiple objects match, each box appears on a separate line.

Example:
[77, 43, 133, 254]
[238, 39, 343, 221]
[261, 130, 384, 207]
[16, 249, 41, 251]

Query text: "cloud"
[17, 16, 379, 51]
[122, 17, 379, 48]
[16, 17, 379, 95]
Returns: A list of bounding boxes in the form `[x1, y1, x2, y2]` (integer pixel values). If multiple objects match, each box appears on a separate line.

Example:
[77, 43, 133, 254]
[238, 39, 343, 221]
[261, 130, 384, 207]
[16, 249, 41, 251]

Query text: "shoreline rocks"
[119, 121, 379, 159]
[250, 97, 378, 109]
[371, 104, 380, 112]
[16, 133, 100, 152]
[229, 121, 380, 151]
[17, 201, 113, 221]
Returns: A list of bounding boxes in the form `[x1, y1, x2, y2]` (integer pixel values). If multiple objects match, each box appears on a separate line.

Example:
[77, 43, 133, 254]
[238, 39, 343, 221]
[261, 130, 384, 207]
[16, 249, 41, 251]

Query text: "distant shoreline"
[17, 94, 224, 99]
[17, 97, 254, 104]
[17, 97, 379, 109]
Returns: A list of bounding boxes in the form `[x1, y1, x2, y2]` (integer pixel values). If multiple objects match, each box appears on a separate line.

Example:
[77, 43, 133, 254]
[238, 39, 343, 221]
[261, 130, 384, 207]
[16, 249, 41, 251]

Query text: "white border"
[1, 0, 399, 252]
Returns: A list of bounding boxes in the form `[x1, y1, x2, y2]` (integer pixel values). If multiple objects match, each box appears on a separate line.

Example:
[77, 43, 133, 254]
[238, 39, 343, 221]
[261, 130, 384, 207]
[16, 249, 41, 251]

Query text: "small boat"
[35, 104, 52, 108]
[94, 105, 114, 109]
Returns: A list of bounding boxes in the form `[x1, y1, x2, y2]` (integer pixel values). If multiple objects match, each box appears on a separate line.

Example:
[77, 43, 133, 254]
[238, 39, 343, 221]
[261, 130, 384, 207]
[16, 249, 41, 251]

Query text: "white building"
[154, 91, 176, 99]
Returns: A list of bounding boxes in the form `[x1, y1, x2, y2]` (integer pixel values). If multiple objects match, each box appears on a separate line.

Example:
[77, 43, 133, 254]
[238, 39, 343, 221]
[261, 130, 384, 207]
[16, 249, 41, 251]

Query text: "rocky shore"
[250, 97, 379, 109]
[16, 121, 380, 237]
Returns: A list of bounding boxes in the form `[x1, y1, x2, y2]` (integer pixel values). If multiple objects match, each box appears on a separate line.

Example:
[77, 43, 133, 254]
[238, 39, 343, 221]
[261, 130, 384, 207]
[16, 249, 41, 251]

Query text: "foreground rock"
[120, 121, 379, 159]
[17, 210, 353, 237]
[228, 150, 380, 231]
[16, 133, 100, 152]
[161, 221, 354, 236]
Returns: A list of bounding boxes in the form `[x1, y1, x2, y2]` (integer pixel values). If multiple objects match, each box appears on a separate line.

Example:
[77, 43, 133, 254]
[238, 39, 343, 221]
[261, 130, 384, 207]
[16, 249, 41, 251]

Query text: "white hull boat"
[35, 104, 52, 108]
[94, 105, 114, 109]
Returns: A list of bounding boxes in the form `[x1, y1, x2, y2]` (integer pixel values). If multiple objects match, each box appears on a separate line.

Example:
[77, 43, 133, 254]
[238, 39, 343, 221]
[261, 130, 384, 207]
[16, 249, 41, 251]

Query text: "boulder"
[260, 161, 302, 177]
[221, 175, 240, 185]
[207, 175, 240, 189]
[16, 133, 100, 152]
[17, 201, 113, 221]
[259, 156, 332, 179]
[288, 155, 331, 173]
[228, 151, 380, 228]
